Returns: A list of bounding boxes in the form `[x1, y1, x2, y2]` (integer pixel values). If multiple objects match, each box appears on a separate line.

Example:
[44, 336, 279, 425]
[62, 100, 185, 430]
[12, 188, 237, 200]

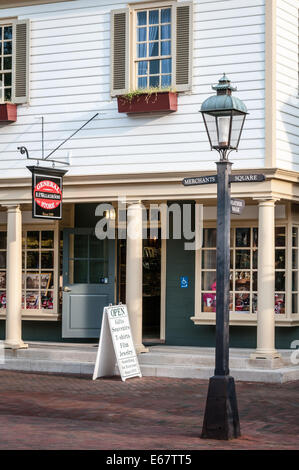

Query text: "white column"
[4, 205, 27, 349]
[250, 199, 281, 366]
[126, 202, 148, 354]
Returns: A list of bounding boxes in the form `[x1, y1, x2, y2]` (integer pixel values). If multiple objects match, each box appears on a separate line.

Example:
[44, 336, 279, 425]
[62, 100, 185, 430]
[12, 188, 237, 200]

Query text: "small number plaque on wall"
[27, 166, 68, 220]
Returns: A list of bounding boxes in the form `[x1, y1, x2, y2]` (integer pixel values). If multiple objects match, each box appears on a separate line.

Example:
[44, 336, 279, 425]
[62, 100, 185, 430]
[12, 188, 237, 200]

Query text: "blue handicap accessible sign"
[180, 276, 189, 288]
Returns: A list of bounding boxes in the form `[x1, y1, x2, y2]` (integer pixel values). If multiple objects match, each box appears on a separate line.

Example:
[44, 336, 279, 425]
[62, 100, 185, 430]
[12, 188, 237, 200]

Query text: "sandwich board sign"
[93, 304, 142, 382]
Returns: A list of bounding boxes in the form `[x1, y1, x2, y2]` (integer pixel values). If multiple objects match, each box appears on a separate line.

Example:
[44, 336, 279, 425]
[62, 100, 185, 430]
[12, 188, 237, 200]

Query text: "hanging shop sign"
[27, 166, 68, 220]
[93, 304, 142, 382]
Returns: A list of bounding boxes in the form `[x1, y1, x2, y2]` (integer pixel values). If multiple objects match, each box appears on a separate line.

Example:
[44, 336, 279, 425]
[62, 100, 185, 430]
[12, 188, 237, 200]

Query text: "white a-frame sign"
[93, 304, 142, 382]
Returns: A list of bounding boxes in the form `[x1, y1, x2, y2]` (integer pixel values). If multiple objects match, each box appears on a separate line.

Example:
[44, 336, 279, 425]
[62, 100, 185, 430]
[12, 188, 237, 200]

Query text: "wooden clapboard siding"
[0, 0, 266, 179]
[276, 0, 299, 171]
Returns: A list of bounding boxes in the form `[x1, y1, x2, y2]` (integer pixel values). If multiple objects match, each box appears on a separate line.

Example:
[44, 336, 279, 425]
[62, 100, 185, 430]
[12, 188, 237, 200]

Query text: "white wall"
[0, 0, 266, 179]
[276, 0, 299, 171]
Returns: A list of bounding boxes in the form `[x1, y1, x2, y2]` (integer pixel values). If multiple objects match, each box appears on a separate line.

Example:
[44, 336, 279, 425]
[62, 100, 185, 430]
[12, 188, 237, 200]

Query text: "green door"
[62, 228, 115, 338]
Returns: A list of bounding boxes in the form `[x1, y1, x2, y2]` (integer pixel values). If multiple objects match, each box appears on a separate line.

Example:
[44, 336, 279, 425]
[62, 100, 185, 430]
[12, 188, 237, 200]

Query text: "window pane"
[4, 88, 11, 101]
[73, 260, 88, 283]
[161, 41, 171, 55]
[293, 249, 298, 269]
[162, 58, 171, 74]
[161, 24, 171, 39]
[41, 272, 53, 290]
[275, 249, 285, 269]
[27, 231, 39, 249]
[0, 28, 2, 40]
[0, 272, 6, 289]
[235, 250, 250, 269]
[74, 234, 88, 258]
[4, 42, 12, 55]
[149, 26, 159, 41]
[26, 292, 39, 309]
[26, 273, 40, 289]
[150, 60, 159, 74]
[89, 235, 107, 259]
[149, 75, 159, 87]
[27, 252, 39, 269]
[4, 26, 12, 40]
[4, 73, 11, 86]
[41, 252, 54, 269]
[253, 271, 257, 291]
[0, 252, 6, 269]
[275, 293, 285, 314]
[137, 11, 147, 26]
[235, 293, 250, 312]
[138, 77, 147, 88]
[202, 250, 216, 269]
[253, 227, 258, 247]
[235, 271, 251, 291]
[41, 231, 54, 248]
[203, 228, 216, 248]
[138, 27, 147, 42]
[138, 61, 148, 76]
[236, 228, 250, 247]
[161, 8, 171, 23]
[292, 227, 298, 247]
[275, 272, 285, 291]
[202, 292, 216, 312]
[252, 294, 258, 313]
[161, 75, 171, 87]
[0, 232, 6, 249]
[201, 272, 216, 291]
[138, 43, 147, 58]
[253, 249, 258, 269]
[90, 260, 108, 283]
[41, 291, 53, 310]
[275, 227, 285, 247]
[149, 42, 159, 57]
[3, 56, 12, 70]
[292, 271, 298, 291]
[149, 10, 159, 24]
[292, 294, 298, 314]
[0, 292, 6, 308]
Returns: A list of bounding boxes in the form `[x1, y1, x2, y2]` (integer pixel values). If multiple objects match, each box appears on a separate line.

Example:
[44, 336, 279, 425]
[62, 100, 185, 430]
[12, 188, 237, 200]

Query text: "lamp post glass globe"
[200, 74, 248, 159]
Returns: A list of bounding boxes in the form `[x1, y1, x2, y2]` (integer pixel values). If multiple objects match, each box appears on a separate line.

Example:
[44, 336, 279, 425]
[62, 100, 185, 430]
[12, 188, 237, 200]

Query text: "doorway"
[117, 233, 162, 340]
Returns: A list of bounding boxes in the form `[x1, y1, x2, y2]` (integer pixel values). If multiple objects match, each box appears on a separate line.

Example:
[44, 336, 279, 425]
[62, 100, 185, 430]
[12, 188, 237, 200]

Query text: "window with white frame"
[292, 226, 299, 314]
[111, 2, 192, 96]
[201, 226, 286, 315]
[135, 7, 172, 89]
[0, 19, 30, 104]
[0, 23, 12, 102]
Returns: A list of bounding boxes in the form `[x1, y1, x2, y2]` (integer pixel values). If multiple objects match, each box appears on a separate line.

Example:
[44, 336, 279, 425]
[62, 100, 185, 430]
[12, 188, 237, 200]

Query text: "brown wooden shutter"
[175, 2, 193, 92]
[12, 19, 30, 104]
[111, 9, 129, 97]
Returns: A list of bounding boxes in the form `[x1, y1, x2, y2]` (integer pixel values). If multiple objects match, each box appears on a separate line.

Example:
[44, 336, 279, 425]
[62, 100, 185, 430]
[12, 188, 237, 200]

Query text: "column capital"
[2, 204, 21, 212]
[253, 197, 280, 205]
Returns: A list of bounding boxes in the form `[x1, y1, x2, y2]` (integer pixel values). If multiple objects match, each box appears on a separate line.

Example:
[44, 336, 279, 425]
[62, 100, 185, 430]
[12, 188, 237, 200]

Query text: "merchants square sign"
[27, 166, 68, 220]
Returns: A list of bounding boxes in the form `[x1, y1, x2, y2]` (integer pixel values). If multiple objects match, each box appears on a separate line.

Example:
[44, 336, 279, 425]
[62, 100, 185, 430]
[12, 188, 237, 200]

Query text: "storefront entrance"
[62, 228, 115, 338]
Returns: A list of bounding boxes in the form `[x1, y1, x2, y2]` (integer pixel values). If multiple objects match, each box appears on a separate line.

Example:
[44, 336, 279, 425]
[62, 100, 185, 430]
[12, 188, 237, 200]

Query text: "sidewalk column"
[250, 198, 281, 367]
[126, 202, 148, 354]
[4, 205, 27, 349]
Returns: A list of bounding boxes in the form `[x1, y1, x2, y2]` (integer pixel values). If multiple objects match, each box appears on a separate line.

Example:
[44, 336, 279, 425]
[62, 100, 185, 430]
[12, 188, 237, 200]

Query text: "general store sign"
[93, 304, 142, 382]
[27, 166, 67, 220]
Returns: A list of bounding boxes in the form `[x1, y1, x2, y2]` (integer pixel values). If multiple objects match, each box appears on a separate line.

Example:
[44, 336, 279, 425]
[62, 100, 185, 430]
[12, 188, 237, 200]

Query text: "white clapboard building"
[0, 0, 298, 366]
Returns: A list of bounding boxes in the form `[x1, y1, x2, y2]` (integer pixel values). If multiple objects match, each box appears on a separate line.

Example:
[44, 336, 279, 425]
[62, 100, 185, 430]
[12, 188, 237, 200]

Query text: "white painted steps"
[1, 342, 299, 383]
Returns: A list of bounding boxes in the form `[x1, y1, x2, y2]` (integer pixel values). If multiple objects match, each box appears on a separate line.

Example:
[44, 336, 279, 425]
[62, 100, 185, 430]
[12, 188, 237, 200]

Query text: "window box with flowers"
[111, 2, 193, 113]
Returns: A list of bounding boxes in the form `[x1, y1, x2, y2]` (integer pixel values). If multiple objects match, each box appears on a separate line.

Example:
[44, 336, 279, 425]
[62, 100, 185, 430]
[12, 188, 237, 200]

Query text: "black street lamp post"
[200, 75, 248, 440]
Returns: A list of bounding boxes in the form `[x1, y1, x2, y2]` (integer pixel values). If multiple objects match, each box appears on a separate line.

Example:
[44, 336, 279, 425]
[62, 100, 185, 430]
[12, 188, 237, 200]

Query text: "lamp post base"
[201, 375, 240, 440]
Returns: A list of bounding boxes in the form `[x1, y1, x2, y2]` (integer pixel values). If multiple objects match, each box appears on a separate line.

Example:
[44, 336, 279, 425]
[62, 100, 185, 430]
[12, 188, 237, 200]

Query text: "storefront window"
[0, 231, 7, 308]
[23, 230, 55, 310]
[292, 226, 299, 314]
[201, 226, 287, 314]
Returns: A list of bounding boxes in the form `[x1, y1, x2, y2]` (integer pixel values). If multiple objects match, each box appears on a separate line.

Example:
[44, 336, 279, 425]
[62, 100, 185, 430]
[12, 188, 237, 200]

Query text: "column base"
[249, 351, 283, 369]
[4, 340, 28, 350]
[136, 344, 149, 354]
[201, 375, 241, 440]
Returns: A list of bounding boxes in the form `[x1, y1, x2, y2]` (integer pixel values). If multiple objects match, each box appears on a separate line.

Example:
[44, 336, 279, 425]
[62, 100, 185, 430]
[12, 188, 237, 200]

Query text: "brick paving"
[0, 370, 298, 450]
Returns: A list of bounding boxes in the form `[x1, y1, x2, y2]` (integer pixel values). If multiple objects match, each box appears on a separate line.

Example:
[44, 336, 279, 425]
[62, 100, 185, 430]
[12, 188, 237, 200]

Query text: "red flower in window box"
[117, 91, 177, 113]
[0, 103, 17, 122]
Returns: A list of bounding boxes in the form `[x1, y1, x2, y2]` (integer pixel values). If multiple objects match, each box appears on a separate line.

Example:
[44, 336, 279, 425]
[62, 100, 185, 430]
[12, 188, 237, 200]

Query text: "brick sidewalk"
[0, 370, 298, 450]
